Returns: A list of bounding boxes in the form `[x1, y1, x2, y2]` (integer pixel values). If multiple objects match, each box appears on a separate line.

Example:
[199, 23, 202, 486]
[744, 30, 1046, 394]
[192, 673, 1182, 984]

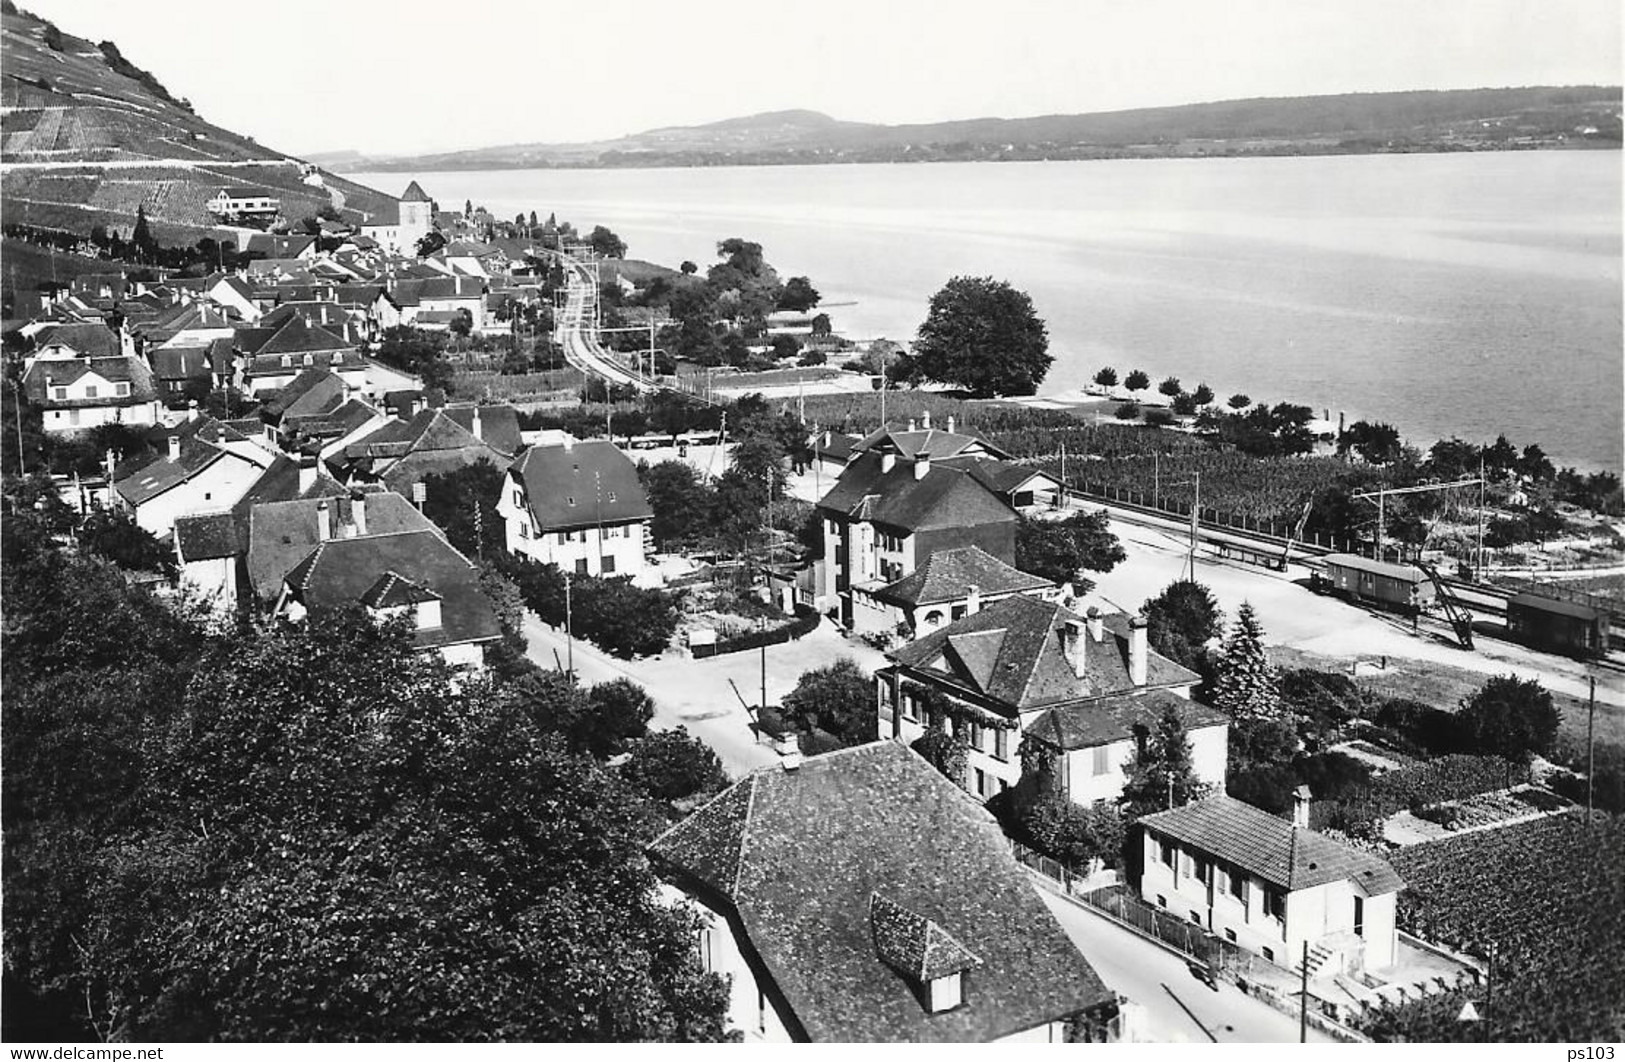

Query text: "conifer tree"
[1209, 601, 1283, 720]
[1119, 703, 1208, 816]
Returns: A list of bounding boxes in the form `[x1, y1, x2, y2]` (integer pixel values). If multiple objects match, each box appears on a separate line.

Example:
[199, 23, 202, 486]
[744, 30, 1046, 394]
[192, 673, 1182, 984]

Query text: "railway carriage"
[1506, 592, 1610, 658]
[1318, 553, 1435, 612]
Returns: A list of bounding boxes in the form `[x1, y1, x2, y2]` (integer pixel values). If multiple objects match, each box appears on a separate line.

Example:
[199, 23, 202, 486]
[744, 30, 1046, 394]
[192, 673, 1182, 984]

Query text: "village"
[3, 168, 1621, 1046]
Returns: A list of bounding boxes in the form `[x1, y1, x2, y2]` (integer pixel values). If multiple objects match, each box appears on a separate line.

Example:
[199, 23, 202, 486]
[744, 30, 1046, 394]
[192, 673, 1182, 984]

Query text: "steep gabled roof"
[938, 455, 1056, 496]
[245, 490, 428, 600]
[441, 403, 523, 456]
[255, 317, 352, 357]
[22, 355, 158, 406]
[359, 570, 441, 609]
[648, 742, 1112, 1042]
[854, 425, 1010, 461]
[175, 511, 242, 562]
[401, 181, 432, 202]
[148, 345, 213, 381]
[261, 367, 345, 420]
[874, 545, 1053, 608]
[889, 595, 1199, 712]
[32, 322, 120, 356]
[1025, 688, 1229, 752]
[1140, 796, 1405, 895]
[508, 439, 651, 533]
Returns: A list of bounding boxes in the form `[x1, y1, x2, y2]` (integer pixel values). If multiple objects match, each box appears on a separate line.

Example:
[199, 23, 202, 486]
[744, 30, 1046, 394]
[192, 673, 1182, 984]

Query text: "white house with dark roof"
[500, 437, 653, 578]
[1137, 789, 1403, 978]
[207, 188, 279, 219]
[113, 416, 275, 538]
[360, 181, 434, 254]
[648, 741, 1126, 1043]
[878, 595, 1228, 804]
[22, 353, 163, 434]
[868, 544, 1061, 635]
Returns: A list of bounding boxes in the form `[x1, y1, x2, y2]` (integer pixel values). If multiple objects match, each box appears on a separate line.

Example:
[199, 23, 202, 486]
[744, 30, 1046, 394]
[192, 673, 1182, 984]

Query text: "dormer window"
[870, 893, 980, 1016]
[303, 353, 314, 367]
[281, 355, 292, 368]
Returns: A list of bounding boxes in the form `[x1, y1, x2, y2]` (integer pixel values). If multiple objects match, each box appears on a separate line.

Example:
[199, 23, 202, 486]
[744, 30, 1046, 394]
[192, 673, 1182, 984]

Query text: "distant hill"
[0, 2, 407, 242]
[341, 89, 1622, 171]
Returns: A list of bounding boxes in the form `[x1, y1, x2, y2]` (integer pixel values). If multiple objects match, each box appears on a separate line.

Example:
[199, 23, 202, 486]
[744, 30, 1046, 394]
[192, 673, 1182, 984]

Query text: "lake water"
[349, 153, 1623, 471]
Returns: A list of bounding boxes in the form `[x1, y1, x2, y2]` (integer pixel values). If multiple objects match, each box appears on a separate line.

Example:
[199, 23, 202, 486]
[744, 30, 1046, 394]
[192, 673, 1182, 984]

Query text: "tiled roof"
[939, 455, 1055, 496]
[1139, 796, 1405, 895]
[261, 368, 345, 420]
[244, 233, 316, 259]
[255, 317, 352, 357]
[889, 596, 1199, 712]
[853, 425, 1010, 461]
[874, 545, 1053, 608]
[1025, 688, 1229, 751]
[32, 322, 120, 356]
[282, 529, 500, 650]
[401, 181, 432, 203]
[649, 741, 1112, 1042]
[359, 570, 441, 609]
[870, 893, 981, 982]
[174, 511, 242, 562]
[115, 431, 228, 506]
[148, 345, 213, 381]
[817, 453, 1016, 535]
[509, 440, 651, 533]
[285, 398, 381, 440]
[1508, 592, 1603, 621]
[22, 356, 158, 407]
[246, 490, 428, 601]
[260, 302, 354, 332]
[442, 403, 522, 457]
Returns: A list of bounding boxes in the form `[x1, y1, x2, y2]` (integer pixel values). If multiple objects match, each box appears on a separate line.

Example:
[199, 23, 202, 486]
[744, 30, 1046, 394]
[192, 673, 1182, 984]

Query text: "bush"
[1294, 751, 1373, 801]
[574, 678, 655, 758]
[621, 727, 727, 802]
[1114, 402, 1141, 421]
[1144, 408, 1176, 427]
[1372, 697, 1467, 755]
[501, 556, 681, 659]
[710, 605, 819, 655]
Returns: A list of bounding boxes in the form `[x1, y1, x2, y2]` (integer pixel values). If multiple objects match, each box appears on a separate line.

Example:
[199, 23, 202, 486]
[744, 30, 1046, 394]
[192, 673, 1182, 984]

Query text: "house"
[243, 484, 423, 603]
[877, 595, 1228, 804]
[441, 402, 523, 458]
[260, 368, 390, 458]
[939, 455, 1064, 515]
[207, 188, 279, 219]
[142, 301, 237, 351]
[339, 406, 511, 494]
[243, 233, 318, 262]
[816, 446, 1018, 632]
[148, 346, 214, 407]
[1136, 789, 1403, 977]
[648, 741, 1123, 1042]
[359, 181, 434, 254]
[272, 506, 502, 669]
[240, 318, 362, 393]
[871, 545, 1060, 635]
[26, 322, 132, 363]
[206, 274, 262, 323]
[22, 354, 163, 434]
[499, 436, 652, 577]
[112, 416, 275, 538]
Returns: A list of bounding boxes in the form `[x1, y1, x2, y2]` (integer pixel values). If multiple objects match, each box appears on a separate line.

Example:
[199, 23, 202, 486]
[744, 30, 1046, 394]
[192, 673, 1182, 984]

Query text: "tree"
[1170, 393, 1197, 417]
[131, 205, 156, 262]
[679, 260, 697, 275]
[781, 658, 875, 747]
[640, 460, 713, 546]
[1142, 580, 1222, 672]
[374, 325, 452, 393]
[1517, 443, 1555, 483]
[1114, 402, 1141, 421]
[1209, 602, 1283, 720]
[420, 461, 506, 560]
[777, 276, 820, 312]
[1014, 511, 1125, 585]
[1119, 703, 1210, 817]
[1482, 433, 1520, 482]
[77, 507, 175, 576]
[770, 334, 801, 361]
[1124, 370, 1150, 394]
[620, 728, 726, 802]
[575, 678, 655, 759]
[1093, 366, 1118, 388]
[588, 225, 627, 259]
[809, 312, 832, 337]
[1460, 675, 1559, 767]
[1226, 393, 1251, 409]
[415, 231, 446, 257]
[1157, 376, 1182, 398]
[1190, 383, 1214, 406]
[1339, 420, 1403, 464]
[909, 276, 1051, 398]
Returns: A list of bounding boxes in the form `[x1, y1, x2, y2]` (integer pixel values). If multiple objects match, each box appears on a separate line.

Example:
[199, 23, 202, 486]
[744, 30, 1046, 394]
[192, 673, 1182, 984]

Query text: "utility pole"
[14, 382, 25, 475]
[563, 573, 574, 678]
[1154, 450, 1160, 509]
[760, 617, 768, 712]
[1187, 472, 1201, 581]
[1299, 941, 1309, 1043]
[1477, 453, 1486, 577]
[1587, 675, 1597, 820]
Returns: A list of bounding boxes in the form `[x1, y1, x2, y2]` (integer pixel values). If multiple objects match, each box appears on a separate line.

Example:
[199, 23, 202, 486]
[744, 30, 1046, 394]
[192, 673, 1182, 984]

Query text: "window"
[1190, 910, 1203, 926]
[993, 728, 1009, 761]
[1160, 839, 1175, 868]
[302, 354, 313, 366]
[698, 928, 713, 973]
[902, 693, 919, 723]
[974, 768, 987, 797]
[567, 496, 576, 506]
[1230, 868, 1246, 899]
[574, 558, 589, 575]
[514, 489, 525, 509]
[951, 604, 967, 620]
[1194, 856, 1211, 885]
[1091, 745, 1111, 776]
[115, 382, 130, 397]
[601, 555, 615, 574]
[758, 988, 767, 1034]
[968, 722, 984, 751]
[1263, 888, 1286, 920]
[1225, 928, 1237, 943]
[52, 387, 67, 401]
[1262, 946, 1275, 963]
[83, 384, 97, 399]
[518, 523, 530, 540]
[1156, 894, 1167, 908]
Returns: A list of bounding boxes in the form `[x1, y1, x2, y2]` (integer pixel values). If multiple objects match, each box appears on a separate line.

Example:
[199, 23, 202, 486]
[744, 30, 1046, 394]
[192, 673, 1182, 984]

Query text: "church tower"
[399, 180, 433, 249]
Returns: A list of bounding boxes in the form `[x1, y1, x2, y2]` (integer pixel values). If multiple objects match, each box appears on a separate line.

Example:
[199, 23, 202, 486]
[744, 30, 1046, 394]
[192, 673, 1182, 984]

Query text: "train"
[1506, 592, 1611, 659]
[1317, 553, 1435, 612]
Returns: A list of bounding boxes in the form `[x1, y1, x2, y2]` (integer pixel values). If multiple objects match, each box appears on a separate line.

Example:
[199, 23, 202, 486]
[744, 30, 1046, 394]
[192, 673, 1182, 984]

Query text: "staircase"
[1304, 942, 1338, 981]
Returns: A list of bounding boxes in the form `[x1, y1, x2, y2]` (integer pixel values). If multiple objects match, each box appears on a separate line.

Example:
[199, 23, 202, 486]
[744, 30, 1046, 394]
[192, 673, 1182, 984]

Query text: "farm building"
[1320, 553, 1434, 612]
[1506, 593, 1610, 658]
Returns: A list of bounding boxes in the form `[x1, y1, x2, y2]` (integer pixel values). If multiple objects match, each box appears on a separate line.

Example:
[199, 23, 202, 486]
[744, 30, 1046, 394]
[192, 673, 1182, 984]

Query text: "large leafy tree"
[781, 657, 875, 747]
[620, 727, 727, 803]
[1119, 703, 1209, 817]
[777, 276, 820, 312]
[1460, 675, 1560, 767]
[1014, 510, 1125, 586]
[909, 276, 1051, 397]
[1209, 601, 1284, 720]
[421, 460, 506, 560]
[1142, 579, 1222, 672]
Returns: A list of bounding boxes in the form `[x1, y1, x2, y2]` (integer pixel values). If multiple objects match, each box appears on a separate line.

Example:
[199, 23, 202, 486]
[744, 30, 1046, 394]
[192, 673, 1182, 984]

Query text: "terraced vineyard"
[1357, 814, 1625, 1042]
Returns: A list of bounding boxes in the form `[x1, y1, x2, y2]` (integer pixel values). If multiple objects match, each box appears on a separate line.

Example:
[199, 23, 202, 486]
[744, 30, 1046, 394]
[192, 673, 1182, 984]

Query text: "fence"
[1062, 482, 1359, 555]
[1485, 572, 1624, 624]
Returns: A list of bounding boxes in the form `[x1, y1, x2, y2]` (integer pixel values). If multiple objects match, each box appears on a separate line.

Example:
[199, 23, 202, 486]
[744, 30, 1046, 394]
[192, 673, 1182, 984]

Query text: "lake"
[349, 152, 1623, 471]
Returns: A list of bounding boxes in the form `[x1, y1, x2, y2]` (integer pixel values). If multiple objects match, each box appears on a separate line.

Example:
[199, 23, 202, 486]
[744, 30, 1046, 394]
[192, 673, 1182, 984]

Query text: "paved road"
[1037, 886, 1334, 1043]
[556, 267, 655, 393]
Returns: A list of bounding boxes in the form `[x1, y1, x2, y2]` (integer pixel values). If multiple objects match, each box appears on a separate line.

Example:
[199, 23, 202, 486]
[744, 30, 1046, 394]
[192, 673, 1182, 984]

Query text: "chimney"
[921, 410, 931, 429]
[881, 452, 896, 474]
[1129, 612, 1149, 686]
[561, 433, 574, 451]
[821, 430, 831, 448]
[350, 490, 368, 536]
[103, 448, 116, 480]
[298, 455, 318, 494]
[471, 406, 483, 440]
[907, 418, 917, 432]
[316, 500, 332, 542]
[913, 454, 931, 480]
[965, 584, 980, 616]
[167, 434, 181, 462]
[1292, 784, 1312, 829]
[946, 414, 955, 434]
[1060, 618, 1085, 679]
[187, 398, 200, 422]
[1086, 606, 1104, 642]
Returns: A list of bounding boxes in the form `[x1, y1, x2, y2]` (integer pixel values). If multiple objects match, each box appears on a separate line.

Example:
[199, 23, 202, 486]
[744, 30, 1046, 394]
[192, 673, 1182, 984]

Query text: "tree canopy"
[781, 658, 875, 748]
[1014, 510, 1125, 586]
[1119, 703, 1210, 817]
[1142, 579, 1222, 672]
[1209, 602, 1283, 720]
[907, 276, 1051, 398]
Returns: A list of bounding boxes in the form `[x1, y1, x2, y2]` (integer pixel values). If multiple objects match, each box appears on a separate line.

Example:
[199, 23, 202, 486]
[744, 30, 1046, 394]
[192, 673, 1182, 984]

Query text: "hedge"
[700, 605, 820, 657]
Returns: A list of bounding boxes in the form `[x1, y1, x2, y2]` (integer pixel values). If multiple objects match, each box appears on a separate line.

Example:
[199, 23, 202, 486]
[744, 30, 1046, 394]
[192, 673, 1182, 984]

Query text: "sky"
[20, 0, 1624, 157]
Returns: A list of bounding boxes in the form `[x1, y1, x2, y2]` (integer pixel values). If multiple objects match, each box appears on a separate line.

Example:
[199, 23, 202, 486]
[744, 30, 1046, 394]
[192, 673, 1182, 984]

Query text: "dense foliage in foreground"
[1, 510, 730, 1041]
[1358, 814, 1625, 1043]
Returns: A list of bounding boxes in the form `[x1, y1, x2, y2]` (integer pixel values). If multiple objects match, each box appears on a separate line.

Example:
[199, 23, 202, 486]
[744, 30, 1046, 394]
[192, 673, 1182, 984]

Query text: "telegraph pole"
[563, 573, 574, 678]
[1299, 941, 1309, 1043]
[1587, 675, 1597, 820]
